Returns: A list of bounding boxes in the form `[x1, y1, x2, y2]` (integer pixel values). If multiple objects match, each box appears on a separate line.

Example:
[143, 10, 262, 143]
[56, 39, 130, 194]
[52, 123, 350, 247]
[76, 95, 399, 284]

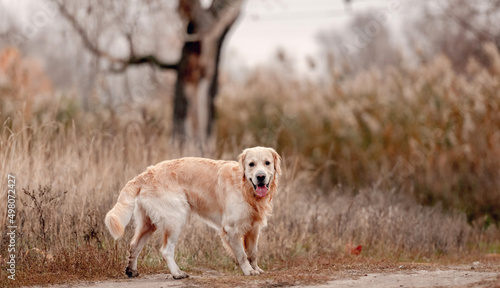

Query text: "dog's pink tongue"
[256, 186, 268, 197]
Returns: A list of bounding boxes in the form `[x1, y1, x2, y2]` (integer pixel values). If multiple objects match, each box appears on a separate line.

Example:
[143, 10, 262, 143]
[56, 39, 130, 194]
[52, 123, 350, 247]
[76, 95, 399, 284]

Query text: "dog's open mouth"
[252, 182, 269, 197]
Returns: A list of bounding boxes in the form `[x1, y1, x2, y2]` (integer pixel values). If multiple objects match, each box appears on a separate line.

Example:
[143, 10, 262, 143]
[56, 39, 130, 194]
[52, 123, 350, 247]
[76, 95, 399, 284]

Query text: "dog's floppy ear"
[271, 148, 282, 176]
[238, 149, 247, 177]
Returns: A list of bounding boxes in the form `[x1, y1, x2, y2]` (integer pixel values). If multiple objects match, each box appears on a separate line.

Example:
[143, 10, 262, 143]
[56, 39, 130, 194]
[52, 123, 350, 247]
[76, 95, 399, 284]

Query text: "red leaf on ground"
[351, 245, 362, 255]
[345, 242, 362, 255]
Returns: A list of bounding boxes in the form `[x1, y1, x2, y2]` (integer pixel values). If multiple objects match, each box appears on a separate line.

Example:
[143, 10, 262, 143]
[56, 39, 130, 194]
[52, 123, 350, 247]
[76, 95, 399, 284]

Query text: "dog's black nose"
[256, 175, 265, 183]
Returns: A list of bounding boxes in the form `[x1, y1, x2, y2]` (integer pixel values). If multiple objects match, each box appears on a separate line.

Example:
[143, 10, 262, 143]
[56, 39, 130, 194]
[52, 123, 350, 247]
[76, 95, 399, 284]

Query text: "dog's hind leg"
[125, 206, 156, 278]
[159, 211, 189, 280]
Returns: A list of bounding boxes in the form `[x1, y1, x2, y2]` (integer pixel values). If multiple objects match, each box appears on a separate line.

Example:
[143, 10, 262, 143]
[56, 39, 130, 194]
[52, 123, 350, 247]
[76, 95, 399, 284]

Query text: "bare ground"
[307, 269, 499, 288]
[27, 264, 500, 288]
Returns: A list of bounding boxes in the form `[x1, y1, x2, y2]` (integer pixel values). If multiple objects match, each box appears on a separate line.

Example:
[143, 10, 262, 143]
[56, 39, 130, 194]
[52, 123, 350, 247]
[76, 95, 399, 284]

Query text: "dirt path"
[307, 269, 498, 288]
[30, 267, 499, 288]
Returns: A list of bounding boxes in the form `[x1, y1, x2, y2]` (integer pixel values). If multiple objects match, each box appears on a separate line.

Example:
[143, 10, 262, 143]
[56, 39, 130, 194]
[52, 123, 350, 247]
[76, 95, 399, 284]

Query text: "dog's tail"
[105, 177, 142, 240]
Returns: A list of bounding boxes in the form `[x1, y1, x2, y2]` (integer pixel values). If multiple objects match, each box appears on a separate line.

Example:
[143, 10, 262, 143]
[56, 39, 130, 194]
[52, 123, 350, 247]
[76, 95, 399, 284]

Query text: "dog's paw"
[125, 267, 139, 278]
[242, 265, 260, 276]
[242, 270, 257, 276]
[172, 271, 189, 280]
[251, 269, 261, 275]
[250, 261, 264, 274]
[248, 268, 260, 276]
[254, 266, 264, 274]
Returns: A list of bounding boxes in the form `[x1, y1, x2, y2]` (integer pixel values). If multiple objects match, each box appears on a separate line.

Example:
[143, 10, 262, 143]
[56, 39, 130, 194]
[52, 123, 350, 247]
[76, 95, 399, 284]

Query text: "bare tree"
[409, 0, 500, 71]
[318, 11, 400, 75]
[55, 0, 243, 144]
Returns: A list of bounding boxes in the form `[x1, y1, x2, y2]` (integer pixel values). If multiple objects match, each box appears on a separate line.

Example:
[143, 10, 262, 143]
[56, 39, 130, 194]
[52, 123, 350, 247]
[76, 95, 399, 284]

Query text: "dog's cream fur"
[105, 147, 281, 279]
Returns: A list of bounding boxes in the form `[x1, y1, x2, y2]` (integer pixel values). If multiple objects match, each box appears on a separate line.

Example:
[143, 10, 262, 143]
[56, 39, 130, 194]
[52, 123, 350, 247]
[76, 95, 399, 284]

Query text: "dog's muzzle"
[251, 173, 269, 197]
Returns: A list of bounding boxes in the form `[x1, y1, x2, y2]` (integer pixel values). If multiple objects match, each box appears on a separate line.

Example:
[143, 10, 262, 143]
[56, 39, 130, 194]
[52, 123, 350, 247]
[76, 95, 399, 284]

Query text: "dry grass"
[217, 42, 500, 222]
[0, 46, 499, 287]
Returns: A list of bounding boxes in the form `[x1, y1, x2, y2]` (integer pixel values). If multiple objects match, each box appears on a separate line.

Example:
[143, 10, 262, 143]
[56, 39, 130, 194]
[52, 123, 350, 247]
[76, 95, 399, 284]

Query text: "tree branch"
[55, 1, 178, 72]
[209, 0, 235, 19]
[437, 1, 493, 42]
[56, 1, 122, 62]
[127, 55, 178, 70]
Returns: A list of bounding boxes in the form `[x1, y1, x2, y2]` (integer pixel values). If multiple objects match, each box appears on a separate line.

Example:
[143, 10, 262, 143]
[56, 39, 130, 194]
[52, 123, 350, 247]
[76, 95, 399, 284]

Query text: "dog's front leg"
[244, 225, 264, 274]
[224, 226, 257, 276]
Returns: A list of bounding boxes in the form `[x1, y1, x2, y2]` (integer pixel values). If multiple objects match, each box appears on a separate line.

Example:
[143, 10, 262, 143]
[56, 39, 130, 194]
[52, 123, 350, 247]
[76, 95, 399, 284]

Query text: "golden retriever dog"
[105, 146, 281, 279]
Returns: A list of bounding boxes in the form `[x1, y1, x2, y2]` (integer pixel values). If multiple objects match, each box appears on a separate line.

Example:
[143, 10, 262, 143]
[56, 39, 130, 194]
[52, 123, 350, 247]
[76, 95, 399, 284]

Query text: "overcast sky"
[0, 0, 403, 73]
[226, 0, 399, 71]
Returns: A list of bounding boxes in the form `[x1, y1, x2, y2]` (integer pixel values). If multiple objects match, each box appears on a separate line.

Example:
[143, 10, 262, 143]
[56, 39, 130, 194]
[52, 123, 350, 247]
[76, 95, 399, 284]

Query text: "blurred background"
[1, 0, 500, 285]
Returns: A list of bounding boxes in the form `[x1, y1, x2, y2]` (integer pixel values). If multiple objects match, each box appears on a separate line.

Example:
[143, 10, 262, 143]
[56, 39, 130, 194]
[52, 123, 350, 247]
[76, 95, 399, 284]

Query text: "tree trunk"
[173, 0, 241, 144]
[57, 0, 242, 145]
[173, 39, 201, 141]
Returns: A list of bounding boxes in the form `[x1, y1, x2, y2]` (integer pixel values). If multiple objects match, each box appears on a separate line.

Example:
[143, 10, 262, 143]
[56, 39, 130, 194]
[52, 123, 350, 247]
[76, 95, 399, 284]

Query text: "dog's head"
[238, 146, 281, 198]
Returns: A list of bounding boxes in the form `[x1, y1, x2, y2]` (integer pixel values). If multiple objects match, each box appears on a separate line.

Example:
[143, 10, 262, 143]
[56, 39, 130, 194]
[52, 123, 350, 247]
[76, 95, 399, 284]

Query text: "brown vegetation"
[217, 42, 500, 222]
[0, 43, 499, 287]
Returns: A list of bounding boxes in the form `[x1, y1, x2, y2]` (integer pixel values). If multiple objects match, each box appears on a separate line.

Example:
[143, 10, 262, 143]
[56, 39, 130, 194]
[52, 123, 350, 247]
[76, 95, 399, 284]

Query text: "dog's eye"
[249, 162, 255, 167]
[265, 161, 271, 166]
